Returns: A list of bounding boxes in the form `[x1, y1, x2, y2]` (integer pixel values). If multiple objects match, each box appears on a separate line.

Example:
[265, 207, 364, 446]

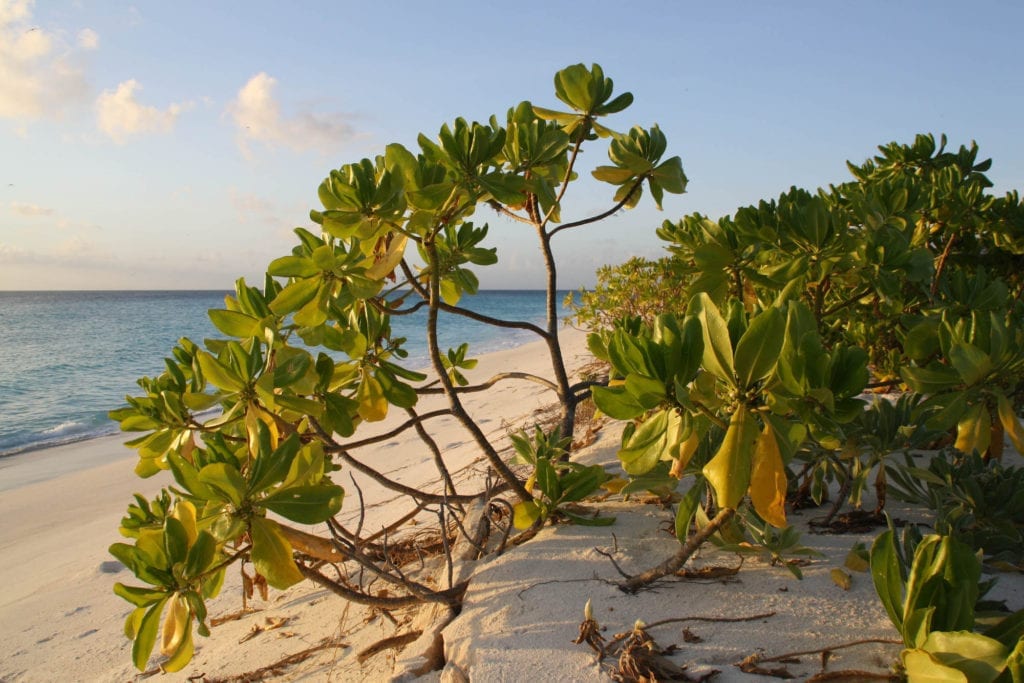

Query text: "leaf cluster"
[870, 523, 1024, 681]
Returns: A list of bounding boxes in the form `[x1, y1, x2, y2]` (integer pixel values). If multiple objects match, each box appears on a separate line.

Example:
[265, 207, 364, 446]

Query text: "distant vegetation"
[572, 132, 1024, 679]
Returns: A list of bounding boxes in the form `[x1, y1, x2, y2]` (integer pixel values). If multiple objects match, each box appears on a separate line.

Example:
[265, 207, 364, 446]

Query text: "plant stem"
[931, 228, 957, 296]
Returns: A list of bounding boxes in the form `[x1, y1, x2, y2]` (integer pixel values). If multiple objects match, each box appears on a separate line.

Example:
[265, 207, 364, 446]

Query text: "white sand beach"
[1, 328, 1021, 682]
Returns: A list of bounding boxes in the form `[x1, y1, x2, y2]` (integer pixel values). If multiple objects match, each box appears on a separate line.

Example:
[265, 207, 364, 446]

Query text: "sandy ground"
[1, 326, 1021, 682]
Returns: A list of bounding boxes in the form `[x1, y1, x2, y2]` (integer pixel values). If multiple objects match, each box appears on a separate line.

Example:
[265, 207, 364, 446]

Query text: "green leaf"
[592, 166, 636, 184]
[674, 484, 703, 542]
[114, 583, 166, 608]
[922, 631, 1008, 683]
[163, 517, 189, 563]
[197, 463, 247, 507]
[132, 597, 168, 671]
[184, 532, 216, 580]
[733, 307, 785, 388]
[269, 277, 321, 317]
[948, 342, 993, 386]
[902, 364, 962, 394]
[691, 293, 736, 385]
[624, 373, 667, 409]
[618, 409, 670, 476]
[267, 255, 319, 278]
[535, 457, 561, 502]
[196, 351, 246, 393]
[954, 403, 991, 456]
[208, 309, 260, 338]
[249, 517, 303, 590]
[558, 465, 608, 503]
[592, 385, 647, 420]
[261, 484, 344, 524]
[901, 649, 969, 682]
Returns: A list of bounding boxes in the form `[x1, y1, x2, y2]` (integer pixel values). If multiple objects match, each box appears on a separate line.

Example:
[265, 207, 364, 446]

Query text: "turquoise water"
[0, 290, 571, 457]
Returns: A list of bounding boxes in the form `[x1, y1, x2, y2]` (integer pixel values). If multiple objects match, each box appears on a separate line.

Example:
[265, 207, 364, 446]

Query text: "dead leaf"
[830, 568, 852, 591]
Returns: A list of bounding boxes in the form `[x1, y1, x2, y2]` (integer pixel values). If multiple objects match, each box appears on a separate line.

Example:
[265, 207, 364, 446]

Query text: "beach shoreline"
[2, 326, 1021, 682]
[0, 328, 595, 681]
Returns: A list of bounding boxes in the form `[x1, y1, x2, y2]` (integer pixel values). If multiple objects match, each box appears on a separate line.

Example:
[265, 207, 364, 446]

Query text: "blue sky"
[2, 1, 1022, 290]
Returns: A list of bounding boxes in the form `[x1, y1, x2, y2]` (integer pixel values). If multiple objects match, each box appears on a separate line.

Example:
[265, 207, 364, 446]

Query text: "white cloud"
[10, 201, 53, 216]
[77, 28, 98, 50]
[0, 0, 31, 26]
[96, 79, 190, 143]
[0, 0, 92, 120]
[229, 72, 354, 155]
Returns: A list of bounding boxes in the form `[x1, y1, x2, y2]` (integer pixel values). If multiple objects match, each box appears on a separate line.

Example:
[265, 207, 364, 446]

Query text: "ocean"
[0, 290, 574, 458]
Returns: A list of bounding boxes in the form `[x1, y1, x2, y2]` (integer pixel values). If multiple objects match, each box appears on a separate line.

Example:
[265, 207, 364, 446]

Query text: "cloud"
[0, 0, 92, 120]
[229, 72, 354, 155]
[230, 188, 286, 226]
[0, 0, 31, 26]
[10, 201, 53, 216]
[96, 79, 190, 143]
[77, 28, 98, 50]
[0, 241, 32, 263]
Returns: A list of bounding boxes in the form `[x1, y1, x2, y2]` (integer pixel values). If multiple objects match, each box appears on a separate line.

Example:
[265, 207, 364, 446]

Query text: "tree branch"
[548, 179, 644, 238]
[618, 506, 736, 593]
[298, 563, 466, 608]
[417, 371, 559, 395]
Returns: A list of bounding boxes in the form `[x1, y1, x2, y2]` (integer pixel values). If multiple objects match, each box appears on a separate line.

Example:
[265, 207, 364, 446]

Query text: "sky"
[1, 1, 1022, 291]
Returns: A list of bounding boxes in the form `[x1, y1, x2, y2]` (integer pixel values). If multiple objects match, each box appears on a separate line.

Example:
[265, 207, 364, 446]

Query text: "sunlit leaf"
[748, 421, 787, 528]
[249, 517, 303, 590]
[702, 408, 758, 509]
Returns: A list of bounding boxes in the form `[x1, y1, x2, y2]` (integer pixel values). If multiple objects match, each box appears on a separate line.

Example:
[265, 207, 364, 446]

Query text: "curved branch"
[369, 297, 429, 317]
[309, 416, 483, 504]
[424, 239, 532, 502]
[326, 409, 452, 451]
[298, 563, 466, 608]
[568, 378, 606, 397]
[406, 406, 459, 498]
[336, 447, 481, 505]
[548, 178, 645, 238]
[435, 302, 547, 337]
[487, 199, 536, 227]
[418, 371, 558, 396]
[285, 520, 458, 605]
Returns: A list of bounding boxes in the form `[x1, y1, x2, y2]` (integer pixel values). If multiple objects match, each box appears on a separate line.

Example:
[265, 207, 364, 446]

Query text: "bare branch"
[548, 178, 645, 238]
[418, 371, 559, 396]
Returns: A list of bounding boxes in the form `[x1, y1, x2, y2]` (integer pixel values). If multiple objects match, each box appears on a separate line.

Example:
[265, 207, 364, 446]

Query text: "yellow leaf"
[749, 422, 787, 528]
[844, 545, 870, 573]
[159, 594, 189, 657]
[513, 500, 542, 529]
[170, 500, 198, 546]
[702, 409, 758, 509]
[601, 477, 628, 494]
[364, 234, 409, 280]
[670, 431, 701, 478]
[955, 403, 991, 456]
[997, 393, 1024, 455]
[356, 370, 389, 422]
